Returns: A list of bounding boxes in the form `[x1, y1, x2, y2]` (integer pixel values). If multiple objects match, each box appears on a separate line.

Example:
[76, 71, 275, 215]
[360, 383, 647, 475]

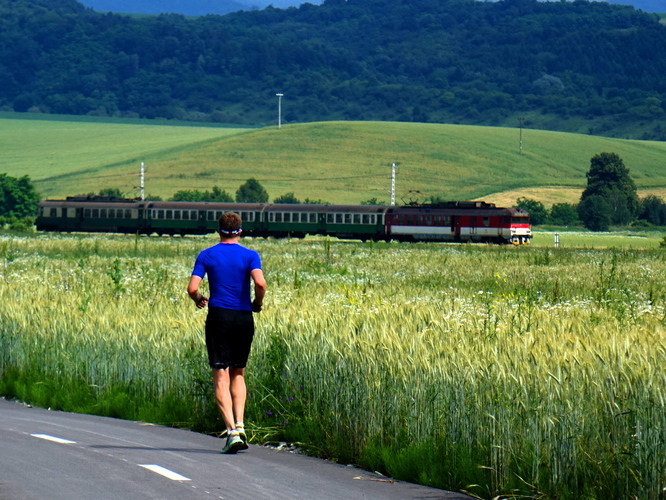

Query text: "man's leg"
[212, 368, 235, 431]
[229, 367, 246, 424]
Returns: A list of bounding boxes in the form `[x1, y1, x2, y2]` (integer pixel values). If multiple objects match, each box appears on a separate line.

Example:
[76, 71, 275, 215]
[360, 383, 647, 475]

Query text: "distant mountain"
[79, 0, 254, 16]
[605, 0, 663, 12]
[78, 0, 323, 16]
[564, 1, 660, 13]
[77, 0, 661, 15]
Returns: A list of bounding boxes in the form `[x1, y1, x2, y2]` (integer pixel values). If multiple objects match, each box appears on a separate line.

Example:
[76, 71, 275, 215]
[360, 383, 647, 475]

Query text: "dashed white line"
[31, 433, 76, 444]
[139, 464, 191, 481]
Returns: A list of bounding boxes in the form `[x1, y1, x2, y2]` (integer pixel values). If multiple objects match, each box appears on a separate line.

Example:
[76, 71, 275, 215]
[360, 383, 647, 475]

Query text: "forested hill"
[3, 0, 666, 139]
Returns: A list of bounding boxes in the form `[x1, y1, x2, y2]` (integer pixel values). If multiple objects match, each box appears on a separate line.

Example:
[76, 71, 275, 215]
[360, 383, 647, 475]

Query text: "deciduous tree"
[579, 152, 638, 227]
[235, 178, 268, 203]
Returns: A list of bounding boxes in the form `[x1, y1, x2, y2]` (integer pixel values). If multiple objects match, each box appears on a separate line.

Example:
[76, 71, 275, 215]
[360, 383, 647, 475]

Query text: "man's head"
[217, 212, 242, 238]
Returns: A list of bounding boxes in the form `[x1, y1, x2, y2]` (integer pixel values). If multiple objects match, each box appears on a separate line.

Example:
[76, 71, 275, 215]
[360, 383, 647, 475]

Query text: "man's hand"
[252, 299, 263, 313]
[195, 295, 208, 309]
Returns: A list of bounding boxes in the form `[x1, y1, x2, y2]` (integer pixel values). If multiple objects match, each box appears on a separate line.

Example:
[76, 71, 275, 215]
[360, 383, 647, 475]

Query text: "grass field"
[2, 114, 665, 205]
[1, 233, 666, 499]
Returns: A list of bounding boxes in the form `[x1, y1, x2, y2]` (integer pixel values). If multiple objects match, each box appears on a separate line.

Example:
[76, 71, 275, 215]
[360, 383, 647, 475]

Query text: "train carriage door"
[318, 212, 327, 233]
[470, 216, 477, 235]
[453, 215, 461, 240]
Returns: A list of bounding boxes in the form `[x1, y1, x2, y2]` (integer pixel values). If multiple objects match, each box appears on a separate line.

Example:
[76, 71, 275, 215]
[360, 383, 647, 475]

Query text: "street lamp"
[276, 93, 284, 129]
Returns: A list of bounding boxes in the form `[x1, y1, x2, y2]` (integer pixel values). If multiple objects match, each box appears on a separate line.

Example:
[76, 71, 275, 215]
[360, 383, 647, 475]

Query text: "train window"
[216, 211, 223, 220]
[84, 208, 91, 217]
[100, 209, 107, 218]
[249, 212, 255, 222]
[182, 211, 189, 220]
[241, 212, 248, 222]
[353, 214, 360, 224]
[158, 210, 165, 219]
[92, 209, 99, 218]
[482, 217, 490, 227]
[67, 208, 76, 218]
[275, 213, 282, 222]
[174, 211, 181, 220]
[309, 213, 316, 223]
[269, 213, 274, 222]
[192, 211, 198, 220]
[284, 213, 291, 223]
[425, 216, 432, 226]
[49, 208, 57, 217]
[362, 214, 369, 224]
[344, 214, 351, 224]
[207, 211, 215, 221]
[166, 210, 173, 219]
[335, 214, 342, 224]
[444, 216, 451, 226]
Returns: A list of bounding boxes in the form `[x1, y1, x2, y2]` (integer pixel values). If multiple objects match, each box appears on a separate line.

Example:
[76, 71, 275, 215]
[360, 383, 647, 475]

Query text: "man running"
[188, 212, 266, 454]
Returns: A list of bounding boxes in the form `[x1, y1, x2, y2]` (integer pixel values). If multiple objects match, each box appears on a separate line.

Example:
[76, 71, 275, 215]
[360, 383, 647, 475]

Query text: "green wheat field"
[1, 233, 666, 499]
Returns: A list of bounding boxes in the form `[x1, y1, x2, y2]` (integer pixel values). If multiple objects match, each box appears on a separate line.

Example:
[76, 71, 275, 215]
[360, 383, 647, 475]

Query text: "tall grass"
[1, 233, 666, 498]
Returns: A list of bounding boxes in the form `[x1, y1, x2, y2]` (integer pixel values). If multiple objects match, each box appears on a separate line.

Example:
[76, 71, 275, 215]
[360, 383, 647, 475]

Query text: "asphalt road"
[0, 398, 473, 500]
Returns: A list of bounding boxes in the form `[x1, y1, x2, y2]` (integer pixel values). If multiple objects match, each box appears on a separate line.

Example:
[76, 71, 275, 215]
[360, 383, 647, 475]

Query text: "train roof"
[387, 202, 528, 216]
[39, 198, 527, 216]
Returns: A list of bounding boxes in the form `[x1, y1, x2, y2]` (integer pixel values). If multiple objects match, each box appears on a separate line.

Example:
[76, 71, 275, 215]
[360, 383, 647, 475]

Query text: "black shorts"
[205, 307, 255, 370]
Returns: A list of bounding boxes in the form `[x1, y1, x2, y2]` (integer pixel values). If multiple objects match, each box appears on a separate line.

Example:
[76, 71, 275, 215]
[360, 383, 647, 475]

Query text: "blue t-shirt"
[191, 243, 262, 311]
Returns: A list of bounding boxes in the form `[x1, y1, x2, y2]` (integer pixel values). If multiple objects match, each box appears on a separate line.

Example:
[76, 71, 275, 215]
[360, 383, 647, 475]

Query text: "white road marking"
[31, 433, 76, 444]
[139, 464, 191, 481]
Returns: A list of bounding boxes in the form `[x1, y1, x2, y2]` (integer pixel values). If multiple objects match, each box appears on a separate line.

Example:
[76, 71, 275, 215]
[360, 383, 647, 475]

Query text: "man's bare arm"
[187, 275, 208, 309]
[251, 269, 266, 312]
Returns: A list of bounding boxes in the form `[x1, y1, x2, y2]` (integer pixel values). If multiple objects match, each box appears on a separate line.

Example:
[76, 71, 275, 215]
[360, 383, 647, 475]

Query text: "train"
[36, 196, 532, 244]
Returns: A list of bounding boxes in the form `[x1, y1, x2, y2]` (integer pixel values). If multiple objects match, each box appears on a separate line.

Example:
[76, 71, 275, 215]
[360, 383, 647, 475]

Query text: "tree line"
[2, 0, 666, 138]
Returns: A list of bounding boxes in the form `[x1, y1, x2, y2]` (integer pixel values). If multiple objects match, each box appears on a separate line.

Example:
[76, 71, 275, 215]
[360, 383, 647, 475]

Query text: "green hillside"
[3, 117, 665, 205]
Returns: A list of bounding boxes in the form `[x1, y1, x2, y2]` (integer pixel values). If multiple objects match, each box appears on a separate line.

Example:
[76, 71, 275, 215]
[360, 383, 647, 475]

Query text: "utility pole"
[140, 162, 145, 200]
[276, 93, 283, 128]
[390, 162, 397, 206]
[518, 117, 524, 155]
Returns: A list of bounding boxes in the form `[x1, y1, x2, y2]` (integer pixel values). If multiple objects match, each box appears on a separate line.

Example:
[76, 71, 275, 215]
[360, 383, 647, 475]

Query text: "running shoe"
[221, 431, 248, 454]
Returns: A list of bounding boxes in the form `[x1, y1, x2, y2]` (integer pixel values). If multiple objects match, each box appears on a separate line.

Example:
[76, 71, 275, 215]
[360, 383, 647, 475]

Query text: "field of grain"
[481, 186, 666, 208]
[1, 232, 665, 499]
